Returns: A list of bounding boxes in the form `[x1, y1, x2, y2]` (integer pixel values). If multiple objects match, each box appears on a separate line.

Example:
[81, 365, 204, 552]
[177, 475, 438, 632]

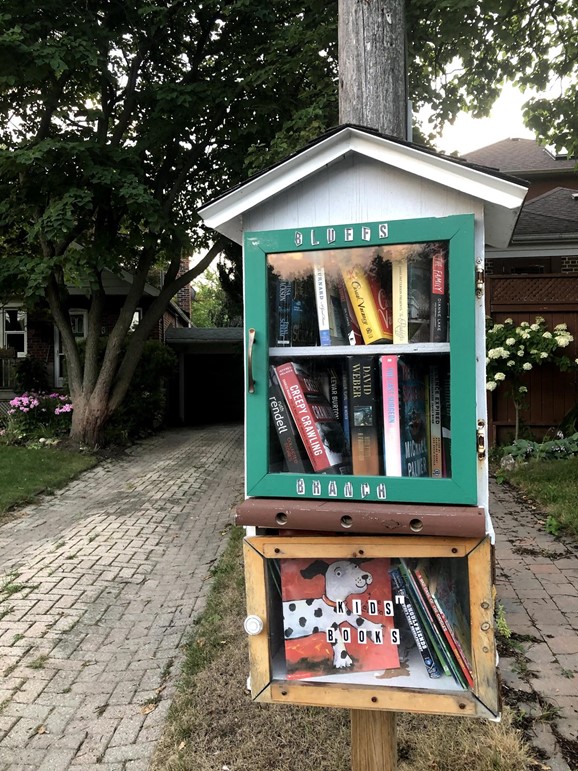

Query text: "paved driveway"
[0, 425, 244, 770]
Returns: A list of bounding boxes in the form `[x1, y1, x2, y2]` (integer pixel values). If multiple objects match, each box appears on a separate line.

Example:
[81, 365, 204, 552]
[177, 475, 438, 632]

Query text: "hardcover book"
[390, 566, 442, 679]
[268, 367, 312, 473]
[272, 276, 293, 347]
[347, 356, 382, 476]
[291, 276, 317, 347]
[380, 355, 402, 476]
[399, 359, 429, 477]
[441, 367, 452, 477]
[428, 365, 443, 478]
[281, 557, 400, 680]
[338, 275, 363, 345]
[366, 254, 394, 343]
[407, 255, 431, 343]
[341, 264, 390, 345]
[413, 561, 474, 687]
[430, 244, 448, 343]
[391, 257, 408, 344]
[274, 361, 351, 474]
[313, 264, 348, 346]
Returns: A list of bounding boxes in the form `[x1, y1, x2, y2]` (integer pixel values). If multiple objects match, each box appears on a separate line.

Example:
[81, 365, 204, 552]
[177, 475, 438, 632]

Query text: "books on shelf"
[274, 361, 351, 474]
[390, 559, 473, 688]
[269, 355, 451, 479]
[347, 356, 382, 475]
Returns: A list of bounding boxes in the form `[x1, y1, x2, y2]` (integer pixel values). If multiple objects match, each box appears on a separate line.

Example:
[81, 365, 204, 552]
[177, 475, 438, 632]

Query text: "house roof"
[514, 187, 578, 240]
[463, 138, 577, 174]
[199, 125, 528, 249]
[165, 327, 243, 345]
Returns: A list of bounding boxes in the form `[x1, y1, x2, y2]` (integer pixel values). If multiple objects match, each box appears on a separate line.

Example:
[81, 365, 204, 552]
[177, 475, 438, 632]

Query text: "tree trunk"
[69, 390, 112, 447]
[338, 0, 407, 139]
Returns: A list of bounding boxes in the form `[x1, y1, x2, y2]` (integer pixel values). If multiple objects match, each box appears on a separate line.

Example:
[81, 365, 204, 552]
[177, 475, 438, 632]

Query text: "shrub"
[499, 432, 578, 464]
[13, 357, 49, 393]
[486, 316, 576, 439]
[1, 392, 73, 445]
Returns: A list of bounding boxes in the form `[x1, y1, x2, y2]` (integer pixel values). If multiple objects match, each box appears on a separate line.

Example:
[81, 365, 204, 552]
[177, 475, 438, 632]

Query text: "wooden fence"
[486, 274, 578, 445]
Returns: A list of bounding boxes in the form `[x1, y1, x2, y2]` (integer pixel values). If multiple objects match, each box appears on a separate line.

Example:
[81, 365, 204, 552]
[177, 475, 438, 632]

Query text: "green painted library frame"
[243, 214, 478, 505]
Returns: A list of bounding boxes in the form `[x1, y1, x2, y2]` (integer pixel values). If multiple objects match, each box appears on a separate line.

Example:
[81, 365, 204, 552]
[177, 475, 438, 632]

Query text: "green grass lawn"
[0, 445, 97, 515]
[502, 456, 578, 539]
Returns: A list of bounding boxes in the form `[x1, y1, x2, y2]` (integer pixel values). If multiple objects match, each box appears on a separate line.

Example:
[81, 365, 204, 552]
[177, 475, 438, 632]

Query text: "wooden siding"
[486, 274, 578, 445]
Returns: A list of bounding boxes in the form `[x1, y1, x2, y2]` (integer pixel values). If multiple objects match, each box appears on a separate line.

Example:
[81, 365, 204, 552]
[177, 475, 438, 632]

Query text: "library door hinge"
[477, 419, 486, 461]
[475, 261, 485, 298]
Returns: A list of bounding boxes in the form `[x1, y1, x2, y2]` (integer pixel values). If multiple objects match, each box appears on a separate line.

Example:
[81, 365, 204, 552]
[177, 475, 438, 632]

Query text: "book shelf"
[244, 214, 478, 506]
[243, 534, 498, 719]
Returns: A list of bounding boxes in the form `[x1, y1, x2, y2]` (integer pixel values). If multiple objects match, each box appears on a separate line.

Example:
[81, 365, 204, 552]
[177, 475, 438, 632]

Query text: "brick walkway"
[492, 479, 578, 771]
[0, 425, 243, 771]
[1, 429, 577, 770]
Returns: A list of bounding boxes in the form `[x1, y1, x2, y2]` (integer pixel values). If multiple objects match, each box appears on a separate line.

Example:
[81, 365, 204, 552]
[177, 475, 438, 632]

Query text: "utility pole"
[338, 0, 408, 140]
[338, 3, 407, 768]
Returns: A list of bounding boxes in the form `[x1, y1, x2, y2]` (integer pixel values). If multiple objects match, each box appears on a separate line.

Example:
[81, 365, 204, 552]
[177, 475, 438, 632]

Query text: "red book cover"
[281, 557, 400, 680]
[430, 245, 448, 343]
[274, 362, 350, 473]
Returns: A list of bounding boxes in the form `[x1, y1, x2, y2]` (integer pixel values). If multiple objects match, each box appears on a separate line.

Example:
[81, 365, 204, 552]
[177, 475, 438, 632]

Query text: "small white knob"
[244, 615, 264, 636]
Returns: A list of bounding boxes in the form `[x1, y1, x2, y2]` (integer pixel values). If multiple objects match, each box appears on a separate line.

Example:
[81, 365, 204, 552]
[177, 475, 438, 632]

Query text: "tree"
[0, 0, 338, 444]
[190, 268, 241, 328]
[0, 1, 574, 445]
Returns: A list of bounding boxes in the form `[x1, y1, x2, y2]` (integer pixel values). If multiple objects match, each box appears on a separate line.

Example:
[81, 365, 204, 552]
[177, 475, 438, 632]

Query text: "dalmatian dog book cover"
[281, 558, 400, 680]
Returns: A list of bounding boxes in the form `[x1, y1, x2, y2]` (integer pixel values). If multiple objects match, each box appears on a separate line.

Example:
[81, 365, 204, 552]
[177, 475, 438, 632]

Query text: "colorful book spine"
[399, 359, 429, 477]
[380, 355, 401, 476]
[341, 264, 390, 345]
[407, 257, 431, 343]
[413, 566, 474, 687]
[428, 365, 443, 478]
[430, 246, 448, 343]
[398, 560, 454, 681]
[348, 356, 381, 476]
[313, 264, 332, 346]
[390, 567, 442, 679]
[274, 361, 350, 474]
[338, 276, 363, 345]
[268, 368, 311, 473]
[274, 278, 293, 347]
[367, 256, 394, 343]
[441, 367, 452, 477]
[392, 258, 408, 344]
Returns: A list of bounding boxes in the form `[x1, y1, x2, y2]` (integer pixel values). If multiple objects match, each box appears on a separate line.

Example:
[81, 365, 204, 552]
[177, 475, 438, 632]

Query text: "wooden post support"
[351, 710, 397, 771]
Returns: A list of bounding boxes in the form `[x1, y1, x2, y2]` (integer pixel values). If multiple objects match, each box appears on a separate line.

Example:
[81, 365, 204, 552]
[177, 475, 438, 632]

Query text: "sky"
[428, 84, 536, 157]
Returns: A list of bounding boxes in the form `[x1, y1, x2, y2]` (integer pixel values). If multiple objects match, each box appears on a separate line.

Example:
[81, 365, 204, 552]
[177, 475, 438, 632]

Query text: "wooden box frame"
[243, 534, 498, 719]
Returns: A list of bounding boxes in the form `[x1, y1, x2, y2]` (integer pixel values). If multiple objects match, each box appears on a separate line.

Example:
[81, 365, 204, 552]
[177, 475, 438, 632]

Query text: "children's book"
[281, 557, 400, 680]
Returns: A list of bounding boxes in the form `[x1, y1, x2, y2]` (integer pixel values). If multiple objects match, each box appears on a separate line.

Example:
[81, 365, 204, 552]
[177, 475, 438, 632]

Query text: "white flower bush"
[486, 316, 575, 439]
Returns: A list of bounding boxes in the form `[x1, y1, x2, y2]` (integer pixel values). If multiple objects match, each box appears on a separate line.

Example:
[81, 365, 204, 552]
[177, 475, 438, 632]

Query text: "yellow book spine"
[341, 265, 388, 345]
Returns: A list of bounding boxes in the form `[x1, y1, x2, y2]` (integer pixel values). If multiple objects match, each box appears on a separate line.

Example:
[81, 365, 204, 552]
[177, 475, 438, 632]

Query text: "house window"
[2, 307, 27, 358]
[54, 310, 88, 387]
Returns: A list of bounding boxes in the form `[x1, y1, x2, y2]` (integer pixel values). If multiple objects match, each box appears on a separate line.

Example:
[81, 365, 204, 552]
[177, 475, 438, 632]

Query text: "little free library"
[199, 125, 528, 720]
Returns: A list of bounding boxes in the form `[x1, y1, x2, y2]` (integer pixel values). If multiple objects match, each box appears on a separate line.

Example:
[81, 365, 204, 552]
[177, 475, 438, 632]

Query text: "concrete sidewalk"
[0, 425, 243, 770]
[0, 428, 576, 770]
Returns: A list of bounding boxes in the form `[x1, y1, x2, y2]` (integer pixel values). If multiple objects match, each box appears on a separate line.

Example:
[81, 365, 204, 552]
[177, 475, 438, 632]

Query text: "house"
[463, 138, 578, 443]
[0, 266, 191, 411]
